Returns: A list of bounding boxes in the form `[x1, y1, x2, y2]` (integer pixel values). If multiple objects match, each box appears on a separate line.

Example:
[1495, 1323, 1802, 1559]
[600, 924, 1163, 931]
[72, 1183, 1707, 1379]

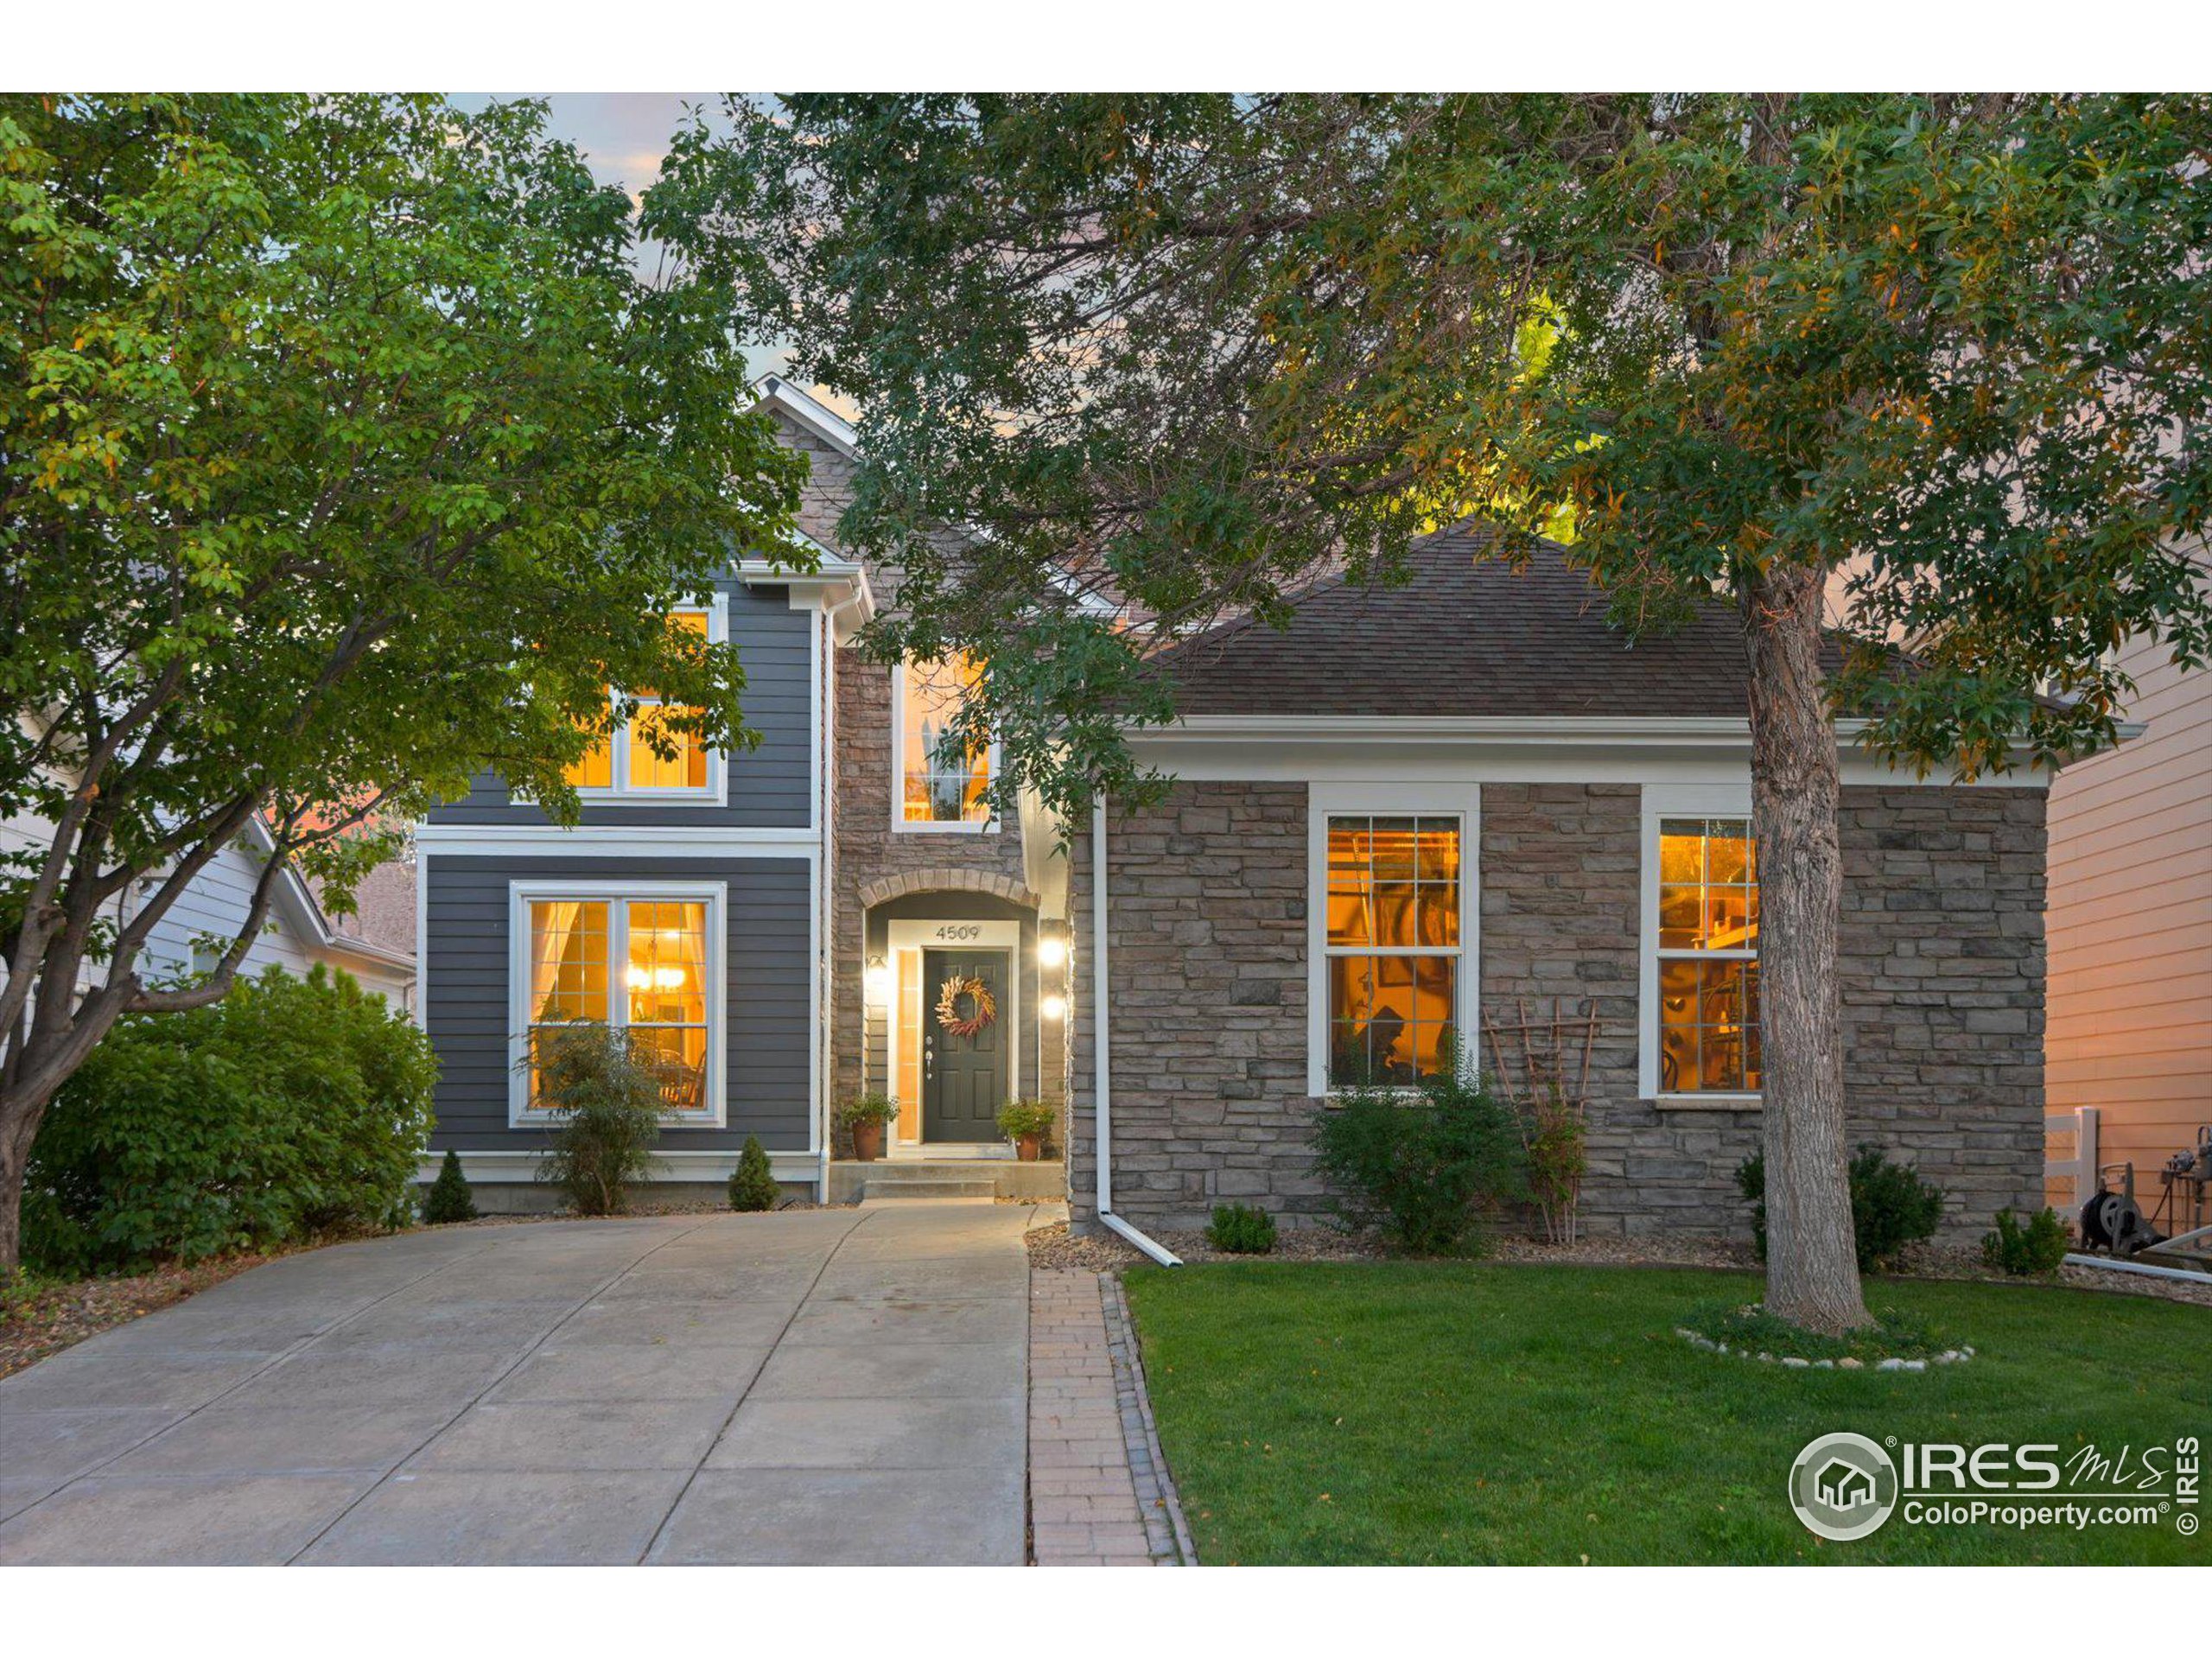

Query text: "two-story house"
[415, 378, 1067, 1207]
[417, 379, 2056, 1246]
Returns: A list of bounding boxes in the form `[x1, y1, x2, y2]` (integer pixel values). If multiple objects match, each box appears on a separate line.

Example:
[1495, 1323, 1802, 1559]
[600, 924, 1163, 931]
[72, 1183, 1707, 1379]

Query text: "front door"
[922, 947, 1010, 1142]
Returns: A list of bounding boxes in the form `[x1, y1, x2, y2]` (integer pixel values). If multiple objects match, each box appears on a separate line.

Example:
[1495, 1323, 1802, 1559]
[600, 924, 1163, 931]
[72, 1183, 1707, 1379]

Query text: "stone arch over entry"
[856, 868, 1040, 911]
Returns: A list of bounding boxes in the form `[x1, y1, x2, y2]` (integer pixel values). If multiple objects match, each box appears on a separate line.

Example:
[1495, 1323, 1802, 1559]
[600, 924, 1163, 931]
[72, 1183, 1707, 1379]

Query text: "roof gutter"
[1091, 794, 1181, 1269]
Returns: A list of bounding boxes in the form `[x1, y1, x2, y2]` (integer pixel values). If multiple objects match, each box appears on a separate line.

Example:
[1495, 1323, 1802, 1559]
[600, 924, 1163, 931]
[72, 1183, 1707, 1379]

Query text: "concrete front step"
[830, 1159, 1065, 1205]
[863, 1177, 999, 1200]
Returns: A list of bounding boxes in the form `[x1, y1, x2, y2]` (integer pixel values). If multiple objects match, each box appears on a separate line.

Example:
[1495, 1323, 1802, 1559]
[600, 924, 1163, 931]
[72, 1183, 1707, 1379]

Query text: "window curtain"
[528, 899, 584, 1024]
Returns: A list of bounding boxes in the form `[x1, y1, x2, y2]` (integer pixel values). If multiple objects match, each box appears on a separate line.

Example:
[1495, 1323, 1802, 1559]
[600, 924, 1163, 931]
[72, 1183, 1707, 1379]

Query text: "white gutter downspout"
[1091, 794, 1182, 1268]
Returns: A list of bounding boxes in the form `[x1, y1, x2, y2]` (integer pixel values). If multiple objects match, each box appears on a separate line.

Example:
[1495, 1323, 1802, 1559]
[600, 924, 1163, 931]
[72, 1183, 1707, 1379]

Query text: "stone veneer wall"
[768, 405, 1056, 1129]
[829, 655, 1037, 1116]
[1070, 779, 2045, 1238]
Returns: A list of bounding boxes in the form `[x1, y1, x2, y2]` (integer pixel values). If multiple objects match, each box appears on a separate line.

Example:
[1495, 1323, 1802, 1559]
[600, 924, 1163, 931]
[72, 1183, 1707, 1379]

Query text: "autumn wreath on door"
[934, 973, 998, 1040]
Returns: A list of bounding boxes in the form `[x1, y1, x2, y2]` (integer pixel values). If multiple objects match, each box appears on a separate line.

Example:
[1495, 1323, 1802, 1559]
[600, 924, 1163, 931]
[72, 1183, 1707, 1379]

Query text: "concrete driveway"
[0, 1201, 1033, 1565]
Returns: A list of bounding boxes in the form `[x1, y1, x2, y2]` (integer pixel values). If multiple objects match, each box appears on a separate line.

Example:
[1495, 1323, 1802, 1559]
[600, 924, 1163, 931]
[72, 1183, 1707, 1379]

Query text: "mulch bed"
[1025, 1219, 2212, 1307]
[1, 1250, 295, 1380]
[1024, 1221, 1758, 1273]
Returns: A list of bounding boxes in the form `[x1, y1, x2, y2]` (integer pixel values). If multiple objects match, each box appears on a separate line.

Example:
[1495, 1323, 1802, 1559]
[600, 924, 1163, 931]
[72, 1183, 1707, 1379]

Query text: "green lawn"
[1123, 1262, 2212, 1565]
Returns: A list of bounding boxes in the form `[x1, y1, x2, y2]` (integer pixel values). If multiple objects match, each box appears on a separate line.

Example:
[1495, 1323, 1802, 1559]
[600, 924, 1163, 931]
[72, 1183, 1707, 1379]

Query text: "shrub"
[531, 1024, 663, 1216]
[423, 1149, 478, 1224]
[1518, 1081, 1588, 1245]
[1205, 1203, 1278, 1255]
[996, 1098, 1056, 1141]
[1311, 1052, 1526, 1255]
[1736, 1146, 1946, 1273]
[1982, 1206, 2070, 1277]
[24, 965, 435, 1274]
[728, 1136, 782, 1212]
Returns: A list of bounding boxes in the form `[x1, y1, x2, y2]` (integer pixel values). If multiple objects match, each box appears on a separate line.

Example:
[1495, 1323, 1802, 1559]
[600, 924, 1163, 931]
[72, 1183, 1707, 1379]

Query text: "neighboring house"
[0, 807, 416, 1009]
[416, 380, 2053, 1238]
[2045, 553, 2212, 1217]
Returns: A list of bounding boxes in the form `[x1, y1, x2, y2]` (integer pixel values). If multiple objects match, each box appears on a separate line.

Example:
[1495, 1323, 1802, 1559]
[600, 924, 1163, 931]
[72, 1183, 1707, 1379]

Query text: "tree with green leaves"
[0, 93, 804, 1272]
[670, 92, 2212, 1333]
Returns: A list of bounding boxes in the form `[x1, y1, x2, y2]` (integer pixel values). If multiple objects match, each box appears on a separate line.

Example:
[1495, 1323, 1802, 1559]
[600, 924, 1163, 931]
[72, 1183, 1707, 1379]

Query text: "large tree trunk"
[0, 1085, 44, 1278]
[1741, 561, 1871, 1335]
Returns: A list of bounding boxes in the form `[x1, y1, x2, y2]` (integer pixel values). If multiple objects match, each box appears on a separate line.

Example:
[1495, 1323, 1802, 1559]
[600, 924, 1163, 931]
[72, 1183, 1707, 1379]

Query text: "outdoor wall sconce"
[1038, 931, 1068, 970]
[1040, 993, 1067, 1021]
[864, 954, 891, 1004]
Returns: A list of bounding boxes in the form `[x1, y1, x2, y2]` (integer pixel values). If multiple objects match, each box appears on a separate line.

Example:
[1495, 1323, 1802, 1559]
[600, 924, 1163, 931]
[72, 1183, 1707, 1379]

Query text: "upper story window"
[1641, 791, 1761, 1103]
[894, 653, 995, 831]
[563, 606, 724, 800]
[1304, 785, 1477, 1094]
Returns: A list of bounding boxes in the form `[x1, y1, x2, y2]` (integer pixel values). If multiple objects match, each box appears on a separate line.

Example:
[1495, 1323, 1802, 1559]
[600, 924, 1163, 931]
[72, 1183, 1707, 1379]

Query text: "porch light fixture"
[1041, 993, 1067, 1021]
[864, 955, 891, 1003]
[1038, 931, 1068, 969]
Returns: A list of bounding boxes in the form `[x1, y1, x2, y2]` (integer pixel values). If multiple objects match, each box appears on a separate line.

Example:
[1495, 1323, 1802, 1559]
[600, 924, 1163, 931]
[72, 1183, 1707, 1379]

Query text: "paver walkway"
[0, 1201, 1033, 1565]
[1027, 1268, 1166, 1565]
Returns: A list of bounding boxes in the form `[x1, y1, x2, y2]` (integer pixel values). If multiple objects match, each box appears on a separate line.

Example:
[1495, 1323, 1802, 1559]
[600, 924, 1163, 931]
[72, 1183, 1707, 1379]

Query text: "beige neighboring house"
[2046, 554, 2212, 1220]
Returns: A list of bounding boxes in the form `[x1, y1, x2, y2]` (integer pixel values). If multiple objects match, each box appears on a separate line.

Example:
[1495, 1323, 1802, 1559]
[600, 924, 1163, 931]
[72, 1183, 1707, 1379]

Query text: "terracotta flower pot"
[850, 1121, 885, 1162]
[1015, 1134, 1043, 1163]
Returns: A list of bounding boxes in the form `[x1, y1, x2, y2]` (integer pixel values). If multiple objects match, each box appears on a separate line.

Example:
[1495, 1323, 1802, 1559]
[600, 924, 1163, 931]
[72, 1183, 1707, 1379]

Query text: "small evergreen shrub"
[1982, 1206, 2070, 1277]
[728, 1136, 782, 1212]
[25, 965, 435, 1273]
[423, 1149, 478, 1224]
[1311, 1051, 1526, 1255]
[1736, 1146, 1946, 1272]
[531, 1024, 663, 1216]
[1205, 1203, 1278, 1255]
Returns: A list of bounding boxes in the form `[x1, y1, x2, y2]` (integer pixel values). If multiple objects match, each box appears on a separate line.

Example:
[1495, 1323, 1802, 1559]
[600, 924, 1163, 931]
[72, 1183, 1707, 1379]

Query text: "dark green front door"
[922, 948, 1009, 1142]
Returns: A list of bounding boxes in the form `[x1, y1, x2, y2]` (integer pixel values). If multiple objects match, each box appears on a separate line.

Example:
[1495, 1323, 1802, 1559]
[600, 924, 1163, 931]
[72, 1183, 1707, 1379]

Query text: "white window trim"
[571, 594, 731, 806]
[883, 916, 1024, 1150]
[507, 879, 728, 1128]
[1639, 783, 1761, 1109]
[1306, 782, 1481, 1097]
[890, 657, 1001, 835]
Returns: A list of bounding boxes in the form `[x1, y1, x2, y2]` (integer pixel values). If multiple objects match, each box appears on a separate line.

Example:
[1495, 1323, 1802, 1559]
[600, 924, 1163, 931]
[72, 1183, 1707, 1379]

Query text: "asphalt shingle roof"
[1152, 524, 1783, 720]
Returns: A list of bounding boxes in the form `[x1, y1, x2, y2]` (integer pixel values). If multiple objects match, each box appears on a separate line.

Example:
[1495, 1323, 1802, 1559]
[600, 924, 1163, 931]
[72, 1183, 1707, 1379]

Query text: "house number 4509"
[933, 925, 982, 942]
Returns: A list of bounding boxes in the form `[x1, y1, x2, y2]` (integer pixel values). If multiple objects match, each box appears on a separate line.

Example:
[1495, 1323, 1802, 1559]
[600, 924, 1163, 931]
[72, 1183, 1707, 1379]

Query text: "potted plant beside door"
[836, 1092, 900, 1162]
[997, 1098, 1056, 1162]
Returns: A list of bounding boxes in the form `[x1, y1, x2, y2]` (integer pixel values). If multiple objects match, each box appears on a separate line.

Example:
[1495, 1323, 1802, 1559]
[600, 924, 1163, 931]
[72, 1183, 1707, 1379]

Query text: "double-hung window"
[893, 653, 996, 830]
[1641, 788, 1761, 1102]
[1308, 787, 1476, 1093]
[511, 883, 726, 1125]
[563, 602, 726, 800]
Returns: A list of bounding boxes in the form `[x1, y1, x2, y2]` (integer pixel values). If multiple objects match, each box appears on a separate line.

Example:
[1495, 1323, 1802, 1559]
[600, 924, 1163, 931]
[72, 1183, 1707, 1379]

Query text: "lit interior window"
[526, 897, 710, 1114]
[900, 653, 992, 824]
[1655, 818, 1761, 1093]
[1324, 816, 1461, 1086]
